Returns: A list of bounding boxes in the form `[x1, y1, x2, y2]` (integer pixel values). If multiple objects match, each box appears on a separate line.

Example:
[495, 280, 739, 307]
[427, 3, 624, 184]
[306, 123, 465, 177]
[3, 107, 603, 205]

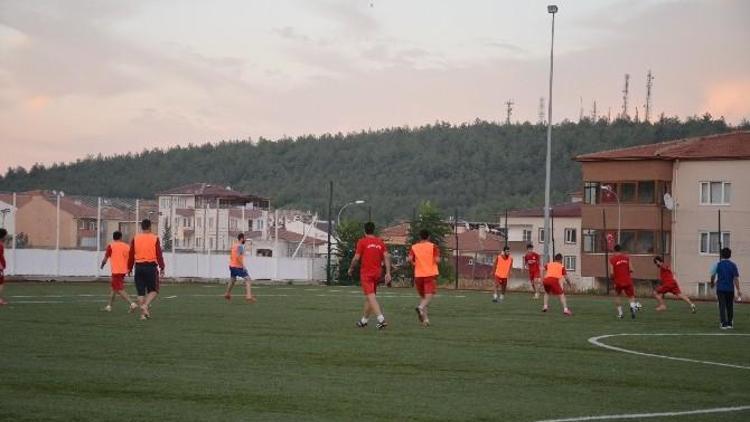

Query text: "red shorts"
[415, 276, 437, 297]
[615, 283, 635, 297]
[360, 272, 381, 295]
[656, 283, 681, 295]
[111, 274, 125, 291]
[494, 276, 508, 287]
[529, 269, 540, 281]
[543, 277, 563, 295]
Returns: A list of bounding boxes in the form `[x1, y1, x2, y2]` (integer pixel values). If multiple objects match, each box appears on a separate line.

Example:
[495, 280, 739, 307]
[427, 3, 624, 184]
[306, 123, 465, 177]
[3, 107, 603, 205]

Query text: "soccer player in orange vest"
[127, 219, 165, 320]
[542, 253, 573, 316]
[100, 231, 138, 313]
[348, 222, 392, 330]
[492, 246, 513, 303]
[225, 233, 255, 303]
[653, 256, 696, 313]
[609, 244, 637, 319]
[408, 229, 439, 326]
[0, 228, 7, 306]
[524, 244, 542, 299]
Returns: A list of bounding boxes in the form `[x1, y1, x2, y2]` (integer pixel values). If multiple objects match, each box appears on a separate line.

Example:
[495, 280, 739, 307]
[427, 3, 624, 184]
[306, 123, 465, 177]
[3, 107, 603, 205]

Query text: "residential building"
[575, 131, 750, 295]
[157, 183, 271, 251]
[500, 201, 593, 288]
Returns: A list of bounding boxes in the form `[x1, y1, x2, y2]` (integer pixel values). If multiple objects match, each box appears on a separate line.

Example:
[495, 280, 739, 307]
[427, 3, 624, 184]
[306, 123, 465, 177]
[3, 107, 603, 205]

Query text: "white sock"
[377, 314, 385, 323]
[360, 317, 368, 324]
[630, 302, 637, 309]
[493, 293, 498, 299]
[617, 306, 623, 315]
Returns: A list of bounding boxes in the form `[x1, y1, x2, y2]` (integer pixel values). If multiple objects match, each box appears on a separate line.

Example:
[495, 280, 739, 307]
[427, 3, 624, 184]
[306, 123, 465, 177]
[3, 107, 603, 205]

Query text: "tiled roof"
[576, 131, 750, 162]
[507, 202, 581, 218]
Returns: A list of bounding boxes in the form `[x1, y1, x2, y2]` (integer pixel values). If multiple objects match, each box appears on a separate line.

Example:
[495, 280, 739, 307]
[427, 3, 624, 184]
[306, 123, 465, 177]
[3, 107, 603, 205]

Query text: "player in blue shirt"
[710, 247, 742, 329]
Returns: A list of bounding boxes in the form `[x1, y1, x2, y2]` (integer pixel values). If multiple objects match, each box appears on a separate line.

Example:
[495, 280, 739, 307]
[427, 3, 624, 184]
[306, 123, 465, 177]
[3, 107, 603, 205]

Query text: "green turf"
[1, 283, 748, 422]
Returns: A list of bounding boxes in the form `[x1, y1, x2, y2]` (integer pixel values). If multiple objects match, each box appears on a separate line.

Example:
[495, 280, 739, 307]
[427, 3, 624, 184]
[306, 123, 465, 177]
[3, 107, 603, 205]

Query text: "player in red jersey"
[542, 253, 573, 316]
[523, 244, 541, 299]
[0, 228, 7, 306]
[100, 231, 138, 313]
[609, 244, 638, 319]
[348, 222, 392, 330]
[653, 256, 696, 313]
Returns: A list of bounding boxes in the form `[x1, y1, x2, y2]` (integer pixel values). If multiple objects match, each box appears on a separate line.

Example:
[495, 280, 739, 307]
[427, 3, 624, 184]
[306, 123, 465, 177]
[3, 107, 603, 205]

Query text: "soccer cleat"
[630, 306, 637, 319]
[617, 313, 624, 319]
[376, 320, 388, 330]
[542, 306, 548, 313]
[415, 307, 424, 322]
[140, 314, 148, 321]
[422, 319, 430, 327]
[690, 304, 696, 314]
[103, 305, 112, 312]
[128, 303, 138, 313]
[140, 304, 151, 319]
[492, 297, 498, 303]
[533, 292, 540, 300]
[563, 309, 573, 316]
[356, 320, 368, 328]
[720, 324, 729, 330]
[223, 293, 232, 302]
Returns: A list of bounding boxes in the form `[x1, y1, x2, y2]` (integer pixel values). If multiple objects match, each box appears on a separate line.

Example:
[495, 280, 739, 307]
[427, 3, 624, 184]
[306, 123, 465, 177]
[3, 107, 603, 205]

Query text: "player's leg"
[676, 293, 696, 313]
[614, 290, 624, 318]
[116, 289, 138, 312]
[140, 266, 158, 319]
[628, 289, 638, 319]
[0, 281, 5, 305]
[415, 278, 426, 322]
[559, 293, 572, 315]
[500, 280, 507, 299]
[419, 293, 434, 326]
[224, 276, 236, 301]
[542, 281, 550, 311]
[104, 289, 116, 312]
[726, 292, 735, 328]
[492, 278, 500, 303]
[357, 300, 371, 327]
[366, 293, 387, 328]
[654, 289, 667, 311]
[531, 275, 540, 299]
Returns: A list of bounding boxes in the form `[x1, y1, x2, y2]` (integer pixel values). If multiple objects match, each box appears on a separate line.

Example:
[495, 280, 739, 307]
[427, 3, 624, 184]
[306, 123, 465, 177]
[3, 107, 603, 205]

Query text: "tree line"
[2, 114, 745, 223]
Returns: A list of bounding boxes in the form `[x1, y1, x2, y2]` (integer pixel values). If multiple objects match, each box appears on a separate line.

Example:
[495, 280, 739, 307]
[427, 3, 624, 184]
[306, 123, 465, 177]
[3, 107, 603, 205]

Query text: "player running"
[348, 222, 392, 330]
[652, 256, 696, 313]
[99, 231, 138, 313]
[0, 228, 7, 306]
[127, 219, 165, 320]
[542, 253, 573, 316]
[408, 229, 439, 326]
[492, 246, 513, 303]
[523, 244, 541, 299]
[609, 244, 638, 319]
[224, 233, 255, 303]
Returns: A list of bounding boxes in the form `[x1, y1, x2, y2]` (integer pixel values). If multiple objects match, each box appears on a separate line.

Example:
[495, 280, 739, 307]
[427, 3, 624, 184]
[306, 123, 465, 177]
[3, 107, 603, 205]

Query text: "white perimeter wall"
[4, 249, 326, 282]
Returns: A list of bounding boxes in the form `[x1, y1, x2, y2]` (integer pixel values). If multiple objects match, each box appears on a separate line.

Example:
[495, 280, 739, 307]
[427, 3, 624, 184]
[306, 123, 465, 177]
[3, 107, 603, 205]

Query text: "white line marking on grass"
[164, 295, 178, 299]
[535, 405, 750, 421]
[588, 333, 750, 370]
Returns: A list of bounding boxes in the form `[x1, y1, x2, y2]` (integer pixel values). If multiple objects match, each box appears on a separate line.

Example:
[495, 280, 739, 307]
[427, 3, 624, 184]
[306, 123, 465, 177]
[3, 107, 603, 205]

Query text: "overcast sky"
[1, 0, 748, 171]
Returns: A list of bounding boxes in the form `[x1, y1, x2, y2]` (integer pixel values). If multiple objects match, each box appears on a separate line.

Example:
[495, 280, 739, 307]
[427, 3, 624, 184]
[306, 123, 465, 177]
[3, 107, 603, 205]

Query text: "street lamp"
[601, 185, 621, 244]
[543, 4, 557, 265]
[337, 200, 366, 225]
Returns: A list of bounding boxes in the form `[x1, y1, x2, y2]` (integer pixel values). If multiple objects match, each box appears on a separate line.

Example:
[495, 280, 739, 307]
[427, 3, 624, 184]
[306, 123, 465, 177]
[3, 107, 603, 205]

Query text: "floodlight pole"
[543, 4, 557, 265]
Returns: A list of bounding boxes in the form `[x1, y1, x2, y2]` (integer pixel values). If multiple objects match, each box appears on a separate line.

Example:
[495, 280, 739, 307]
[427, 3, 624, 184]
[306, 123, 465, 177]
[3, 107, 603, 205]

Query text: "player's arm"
[100, 245, 112, 269]
[347, 253, 361, 277]
[383, 251, 392, 286]
[155, 238, 166, 276]
[564, 274, 573, 287]
[734, 266, 741, 299]
[629, 260, 634, 274]
[126, 239, 135, 275]
[710, 263, 717, 287]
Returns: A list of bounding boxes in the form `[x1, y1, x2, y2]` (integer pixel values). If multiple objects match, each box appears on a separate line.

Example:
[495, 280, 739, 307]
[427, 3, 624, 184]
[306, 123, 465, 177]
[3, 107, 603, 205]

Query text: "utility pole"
[621, 73, 630, 120]
[645, 69, 654, 122]
[579, 96, 584, 122]
[591, 100, 598, 121]
[505, 99, 514, 125]
[326, 181, 333, 285]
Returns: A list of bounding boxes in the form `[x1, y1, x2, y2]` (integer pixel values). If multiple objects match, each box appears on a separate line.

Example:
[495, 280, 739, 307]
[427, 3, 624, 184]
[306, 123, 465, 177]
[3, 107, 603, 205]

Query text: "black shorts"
[134, 263, 159, 296]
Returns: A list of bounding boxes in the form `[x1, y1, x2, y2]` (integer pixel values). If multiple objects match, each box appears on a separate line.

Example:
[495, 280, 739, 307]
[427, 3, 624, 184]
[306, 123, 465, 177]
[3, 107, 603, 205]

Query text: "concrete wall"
[672, 159, 750, 296]
[3, 248, 326, 282]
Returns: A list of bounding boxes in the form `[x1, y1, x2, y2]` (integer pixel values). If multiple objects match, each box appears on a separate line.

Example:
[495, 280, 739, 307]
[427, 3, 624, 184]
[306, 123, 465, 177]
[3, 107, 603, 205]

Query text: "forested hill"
[1, 116, 744, 222]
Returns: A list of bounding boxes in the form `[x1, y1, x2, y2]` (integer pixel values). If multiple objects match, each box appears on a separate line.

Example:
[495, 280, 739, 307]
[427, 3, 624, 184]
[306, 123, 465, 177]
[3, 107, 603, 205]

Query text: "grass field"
[1, 282, 749, 422]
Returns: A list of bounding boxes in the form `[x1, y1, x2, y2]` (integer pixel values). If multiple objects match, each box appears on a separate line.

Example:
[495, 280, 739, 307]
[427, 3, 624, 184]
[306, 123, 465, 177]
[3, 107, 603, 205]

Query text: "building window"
[209, 238, 214, 249]
[699, 231, 730, 255]
[257, 248, 273, 257]
[661, 232, 671, 255]
[564, 228, 577, 244]
[637, 181, 655, 203]
[89, 221, 97, 230]
[700, 182, 731, 205]
[584, 182, 599, 204]
[697, 282, 710, 297]
[538, 228, 545, 243]
[564, 256, 576, 272]
[620, 182, 636, 203]
[635, 231, 655, 254]
[583, 229, 602, 253]
[209, 217, 214, 229]
[230, 219, 237, 229]
[522, 229, 532, 243]
[600, 184, 618, 204]
[197, 238, 203, 248]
